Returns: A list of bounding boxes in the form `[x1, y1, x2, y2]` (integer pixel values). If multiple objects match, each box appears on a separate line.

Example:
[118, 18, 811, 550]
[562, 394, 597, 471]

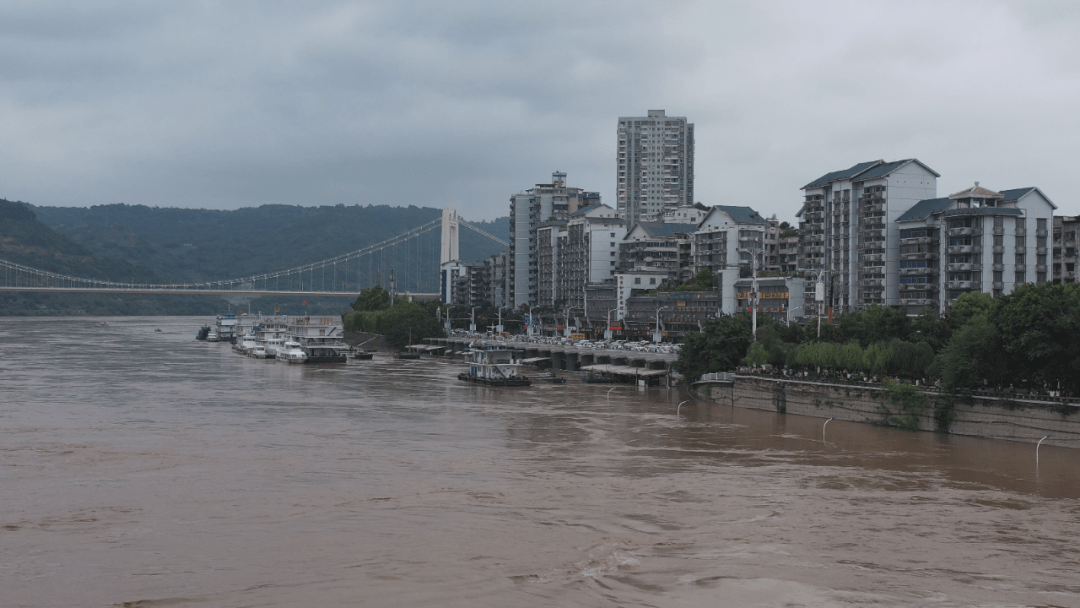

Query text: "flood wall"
[694, 375, 1080, 449]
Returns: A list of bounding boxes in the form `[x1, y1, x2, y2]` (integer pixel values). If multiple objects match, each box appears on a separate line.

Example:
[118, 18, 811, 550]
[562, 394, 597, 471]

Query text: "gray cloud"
[2, 0, 1078, 223]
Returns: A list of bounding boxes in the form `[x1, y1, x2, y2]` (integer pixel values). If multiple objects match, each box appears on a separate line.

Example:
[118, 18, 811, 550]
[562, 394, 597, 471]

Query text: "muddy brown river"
[2, 317, 1079, 607]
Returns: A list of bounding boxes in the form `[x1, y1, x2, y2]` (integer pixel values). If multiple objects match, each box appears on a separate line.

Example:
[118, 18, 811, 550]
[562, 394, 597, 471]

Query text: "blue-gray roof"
[716, 205, 765, 224]
[896, 197, 952, 222]
[802, 160, 881, 189]
[571, 204, 603, 216]
[999, 187, 1035, 201]
[635, 222, 697, 238]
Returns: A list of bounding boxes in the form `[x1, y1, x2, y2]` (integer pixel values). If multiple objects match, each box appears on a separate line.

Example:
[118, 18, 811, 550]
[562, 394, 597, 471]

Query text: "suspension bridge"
[0, 209, 506, 300]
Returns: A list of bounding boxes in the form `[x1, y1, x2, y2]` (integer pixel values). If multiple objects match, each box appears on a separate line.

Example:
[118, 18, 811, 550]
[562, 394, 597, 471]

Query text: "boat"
[214, 312, 240, 344]
[248, 343, 272, 359]
[394, 352, 421, 360]
[283, 316, 348, 363]
[351, 349, 374, 360]
[195, 325, 212, 340]
[276, 340, 308, 364]
[458, 344, 531, 387]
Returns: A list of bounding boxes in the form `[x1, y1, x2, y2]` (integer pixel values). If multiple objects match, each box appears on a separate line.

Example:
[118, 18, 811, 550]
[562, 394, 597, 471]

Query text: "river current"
[2, 316, 1079, 607]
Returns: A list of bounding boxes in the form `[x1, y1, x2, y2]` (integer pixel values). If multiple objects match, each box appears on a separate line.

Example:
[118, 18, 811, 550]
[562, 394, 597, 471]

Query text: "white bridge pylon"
[441, 208, 459, 265]
[0, 209, 507, 296]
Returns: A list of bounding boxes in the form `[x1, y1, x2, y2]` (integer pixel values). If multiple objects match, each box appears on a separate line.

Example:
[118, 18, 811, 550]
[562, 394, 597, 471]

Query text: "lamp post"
[470, 306, 479, 333]
[739, 246, 765, 340]
[523, 303, 533, 337]
[605, 308, 618, 340]
[787, 305, 803, 327]
[653, 306, 667, 343]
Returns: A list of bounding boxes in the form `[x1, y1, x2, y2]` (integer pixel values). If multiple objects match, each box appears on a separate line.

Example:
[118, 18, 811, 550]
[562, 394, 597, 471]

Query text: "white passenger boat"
[248, 344, 271, 359]
[458, 344, 531, 386]
[276, 340, 308, 364]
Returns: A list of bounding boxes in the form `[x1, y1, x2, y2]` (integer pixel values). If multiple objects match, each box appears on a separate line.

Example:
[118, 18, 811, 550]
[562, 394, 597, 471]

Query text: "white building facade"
[798, 159, 939, 314]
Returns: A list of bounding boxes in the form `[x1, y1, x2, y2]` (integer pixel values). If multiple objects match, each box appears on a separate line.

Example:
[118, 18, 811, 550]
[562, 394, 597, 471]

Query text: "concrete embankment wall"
[694, 376, 1080, 449]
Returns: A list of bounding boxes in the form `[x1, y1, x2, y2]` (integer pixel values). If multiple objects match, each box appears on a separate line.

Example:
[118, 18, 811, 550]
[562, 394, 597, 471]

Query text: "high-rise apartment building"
[1053, 216, 1079, 284]
[798, 159, 939, 314]
[509, 172, 600, 307]
[616, 110, 694, 227]
[895, 185, 1056, 313]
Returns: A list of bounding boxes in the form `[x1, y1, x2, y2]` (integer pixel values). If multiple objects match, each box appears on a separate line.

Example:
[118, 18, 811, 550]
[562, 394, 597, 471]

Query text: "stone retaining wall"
[694, 375, 1080, 449]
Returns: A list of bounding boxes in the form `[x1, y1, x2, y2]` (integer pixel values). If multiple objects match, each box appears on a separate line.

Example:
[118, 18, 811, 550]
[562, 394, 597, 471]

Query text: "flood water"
[2, 316, 1079, 607]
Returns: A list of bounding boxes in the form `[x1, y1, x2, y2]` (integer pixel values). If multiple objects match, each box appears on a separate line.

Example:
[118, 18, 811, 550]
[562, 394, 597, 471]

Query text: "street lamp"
[605, 308, 618, 340]
[653, 306, 667, 343]
[523, 303, 534, 337]
[739, 246, 765, 341]
[470, 306, 479, 333]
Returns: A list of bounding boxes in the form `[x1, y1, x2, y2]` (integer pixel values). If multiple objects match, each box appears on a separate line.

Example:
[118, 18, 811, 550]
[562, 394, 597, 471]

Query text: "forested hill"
[30, 203, 509, 288]
[0, 198, 223, 315]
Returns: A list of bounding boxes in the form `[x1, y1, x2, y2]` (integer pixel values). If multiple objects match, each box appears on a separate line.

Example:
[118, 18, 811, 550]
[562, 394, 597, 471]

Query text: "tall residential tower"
[616, 110, 694, 227]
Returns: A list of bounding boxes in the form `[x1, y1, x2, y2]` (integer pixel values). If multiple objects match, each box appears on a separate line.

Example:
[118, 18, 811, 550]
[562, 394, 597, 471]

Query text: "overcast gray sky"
[3, 0, 1079, 223]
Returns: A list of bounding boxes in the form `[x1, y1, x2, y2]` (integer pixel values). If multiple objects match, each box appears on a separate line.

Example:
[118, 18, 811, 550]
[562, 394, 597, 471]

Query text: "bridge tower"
[440, 208, 460, 265]
[439, 208, 465, 305]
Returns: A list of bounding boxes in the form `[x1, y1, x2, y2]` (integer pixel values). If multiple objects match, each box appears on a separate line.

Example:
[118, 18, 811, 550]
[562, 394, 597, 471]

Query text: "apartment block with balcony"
[895, 184, 1056, 313]
[561, 204, 626, 312]
[798, 159, 939, 314]
[508, 171, 600, 307]
[732, 277, 806, 324]
[618, 222, 696, 284]
[616, 110, 694, 227]
[691, 206, 766, 277]
[1053, 216, 1079, 284]
[535, 220, 566, 309]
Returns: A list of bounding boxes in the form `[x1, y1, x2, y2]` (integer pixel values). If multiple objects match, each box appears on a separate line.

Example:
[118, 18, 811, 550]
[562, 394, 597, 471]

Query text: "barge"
[458, 344, 531, 387]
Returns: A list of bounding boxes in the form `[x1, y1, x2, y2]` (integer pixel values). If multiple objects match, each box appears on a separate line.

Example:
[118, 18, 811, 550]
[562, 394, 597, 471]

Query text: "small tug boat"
[458, 344, 531, 387]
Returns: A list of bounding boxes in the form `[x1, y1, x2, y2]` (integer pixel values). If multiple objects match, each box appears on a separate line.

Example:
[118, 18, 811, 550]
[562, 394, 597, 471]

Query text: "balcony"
[862, 202, 884, 214]
[859, 278, 884, 287]
[900, 267, 935, 276]
[900, 236, 934, 246]
[947, 262, 974, 271]
[901, 298, 934, 307]
[949, 227, 977, 236]
[862, 253, 883, 262]
[900, 251, 938, 260]
[1037, 228, 1048, 238]
[1037, 264, 1048, 273]
[900, 283, 937, 292]
[993, 281, 1004, 290]
[948, 245, 974, 254]
[1016, 228, 1027, 236]
[992, 245, 1005, 253]
[993, 263, 1004, 272]
[1037, 246, 1048, 255]
[993, 227, 1004, 236]
[947, 280, 974, 290]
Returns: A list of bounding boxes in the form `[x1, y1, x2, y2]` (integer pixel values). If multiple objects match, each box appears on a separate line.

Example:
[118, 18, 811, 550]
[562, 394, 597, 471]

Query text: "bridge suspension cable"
[1, 213, 508, 295]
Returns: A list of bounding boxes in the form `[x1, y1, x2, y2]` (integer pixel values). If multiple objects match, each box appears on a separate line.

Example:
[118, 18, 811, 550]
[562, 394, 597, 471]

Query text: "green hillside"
[2, 199, 509, 316]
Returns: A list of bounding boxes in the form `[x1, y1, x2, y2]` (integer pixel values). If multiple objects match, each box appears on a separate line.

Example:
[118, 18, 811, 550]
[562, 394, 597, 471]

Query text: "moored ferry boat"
[215, 312, 240, 344]
[458, 345, 531, 387]
[285, 316, 348, 363]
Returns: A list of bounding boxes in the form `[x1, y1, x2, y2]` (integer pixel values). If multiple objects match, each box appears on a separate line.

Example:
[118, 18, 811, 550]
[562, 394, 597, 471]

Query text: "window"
[1015, 271, 1027, 284]
[1038, 218, 1048, 230]
[1037, 254, 1047, 265]
[994, 271, 1003, 282]
[634, 278, 641, 285]
[994, 235, 1003, 246]
[1016, 236, 1026, 248]
[900, 260, 927, 268]
[650, 278, 657, 285]
[1016, 253, 1026, 265]
[1037, 272, 1047, 284]
[1017, 218, 1026, 230]
[993, 252, 1003, 264]
[994, 216, 1004, 228]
